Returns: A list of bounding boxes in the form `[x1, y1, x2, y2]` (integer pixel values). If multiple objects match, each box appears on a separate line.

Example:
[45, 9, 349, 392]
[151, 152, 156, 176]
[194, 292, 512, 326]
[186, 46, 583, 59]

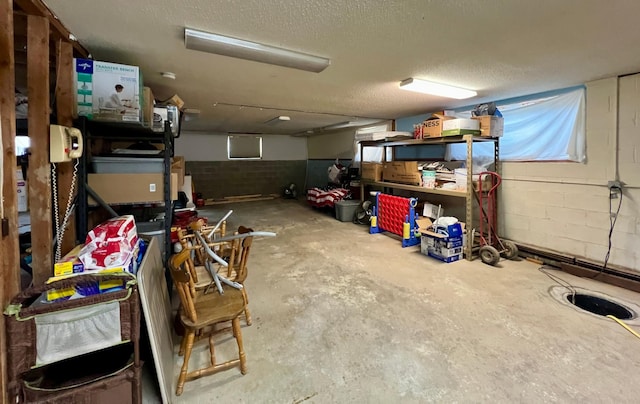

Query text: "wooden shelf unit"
[359, 134, 500, 260]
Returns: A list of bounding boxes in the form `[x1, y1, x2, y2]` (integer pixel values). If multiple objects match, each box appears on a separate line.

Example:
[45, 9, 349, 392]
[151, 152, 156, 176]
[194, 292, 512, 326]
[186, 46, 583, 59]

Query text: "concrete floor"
[143, 199, 640, 403]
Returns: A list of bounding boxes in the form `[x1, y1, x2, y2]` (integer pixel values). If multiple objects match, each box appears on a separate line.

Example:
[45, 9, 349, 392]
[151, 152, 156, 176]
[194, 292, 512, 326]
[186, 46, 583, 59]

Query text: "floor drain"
[549, 286, 640, 324]
[566, 293, 633, 319]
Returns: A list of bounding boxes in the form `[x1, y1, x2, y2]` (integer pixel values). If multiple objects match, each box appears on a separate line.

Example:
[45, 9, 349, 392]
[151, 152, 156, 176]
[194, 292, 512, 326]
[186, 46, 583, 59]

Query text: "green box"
[441, 129, 481, 136]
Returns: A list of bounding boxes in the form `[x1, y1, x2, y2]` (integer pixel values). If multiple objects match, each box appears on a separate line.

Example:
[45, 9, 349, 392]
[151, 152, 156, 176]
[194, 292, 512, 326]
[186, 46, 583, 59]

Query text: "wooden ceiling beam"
[14, 0, 89, 58]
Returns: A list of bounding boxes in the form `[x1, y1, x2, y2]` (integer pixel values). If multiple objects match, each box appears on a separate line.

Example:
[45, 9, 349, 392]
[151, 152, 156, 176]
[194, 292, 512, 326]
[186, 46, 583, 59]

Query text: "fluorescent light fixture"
[264, 115, 291, 125]
[399, 78, 477, 99]
[185, 28, 330, 73]
[323, 121, 356, 130]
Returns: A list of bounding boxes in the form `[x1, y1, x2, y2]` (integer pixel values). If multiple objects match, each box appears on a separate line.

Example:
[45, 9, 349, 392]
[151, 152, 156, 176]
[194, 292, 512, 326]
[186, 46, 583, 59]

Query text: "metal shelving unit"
[76, 117, 174, 264]
[359, 134, 500, 260]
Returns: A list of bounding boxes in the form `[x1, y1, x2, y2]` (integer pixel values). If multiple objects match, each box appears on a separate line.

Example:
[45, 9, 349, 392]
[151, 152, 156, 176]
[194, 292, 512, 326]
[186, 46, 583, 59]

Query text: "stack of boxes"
[414, 112, 504, 138]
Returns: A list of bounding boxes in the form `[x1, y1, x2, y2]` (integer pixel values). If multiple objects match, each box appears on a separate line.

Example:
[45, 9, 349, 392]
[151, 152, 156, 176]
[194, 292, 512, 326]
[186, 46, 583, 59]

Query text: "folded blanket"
[306, 188, 350, 208]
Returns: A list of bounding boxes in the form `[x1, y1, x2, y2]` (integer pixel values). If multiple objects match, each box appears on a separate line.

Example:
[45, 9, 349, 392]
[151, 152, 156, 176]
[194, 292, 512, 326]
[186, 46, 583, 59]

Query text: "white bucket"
[422, 170, 436, 189]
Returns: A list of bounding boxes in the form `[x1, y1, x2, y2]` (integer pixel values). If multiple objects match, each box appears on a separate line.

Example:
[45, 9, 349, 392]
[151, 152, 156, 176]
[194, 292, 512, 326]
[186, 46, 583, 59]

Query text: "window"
[16, 136, 30, 156]
[447, 87, 586, 162]
[227, 135, 262, 160]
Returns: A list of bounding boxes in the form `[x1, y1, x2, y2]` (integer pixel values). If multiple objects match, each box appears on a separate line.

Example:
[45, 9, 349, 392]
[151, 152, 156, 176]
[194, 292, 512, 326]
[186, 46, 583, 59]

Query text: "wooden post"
[0, 1, 19, 401]
[55, 39, 77, 254]
[27, 14, 52, 285]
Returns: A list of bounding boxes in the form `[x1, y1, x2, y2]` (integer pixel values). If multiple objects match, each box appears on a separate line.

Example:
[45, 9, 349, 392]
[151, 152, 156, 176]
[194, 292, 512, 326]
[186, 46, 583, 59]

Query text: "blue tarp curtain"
[447, 87, 586, 162]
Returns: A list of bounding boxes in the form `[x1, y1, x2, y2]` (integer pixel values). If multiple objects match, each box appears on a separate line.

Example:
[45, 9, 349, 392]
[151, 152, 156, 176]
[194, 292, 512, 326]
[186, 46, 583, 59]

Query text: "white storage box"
[442, 119, 481, 136]
[92, 157, 164, 173]
[442, 119, 480, 131]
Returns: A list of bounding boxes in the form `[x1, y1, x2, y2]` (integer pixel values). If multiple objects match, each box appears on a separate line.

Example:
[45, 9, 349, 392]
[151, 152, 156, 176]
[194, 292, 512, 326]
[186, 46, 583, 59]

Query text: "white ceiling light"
[184, 28, 330, 73]
[399, 78, 477, 99]
[264, 116, 291, 125]
[161, 72, 176, 80]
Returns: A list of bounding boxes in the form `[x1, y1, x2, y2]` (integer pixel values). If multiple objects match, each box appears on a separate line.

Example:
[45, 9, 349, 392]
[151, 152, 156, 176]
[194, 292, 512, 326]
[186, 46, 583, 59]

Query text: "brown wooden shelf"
[359, 134, 499, 147]
[363, 180, 467, 198]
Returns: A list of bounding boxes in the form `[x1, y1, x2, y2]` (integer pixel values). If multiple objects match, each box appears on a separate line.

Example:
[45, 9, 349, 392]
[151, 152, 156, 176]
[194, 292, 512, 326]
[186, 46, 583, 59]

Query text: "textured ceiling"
[44, 0, 640, 135]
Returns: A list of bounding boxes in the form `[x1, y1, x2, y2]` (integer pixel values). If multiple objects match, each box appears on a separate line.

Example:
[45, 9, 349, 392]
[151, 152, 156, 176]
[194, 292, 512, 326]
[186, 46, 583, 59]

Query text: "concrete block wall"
[499, 76, 640, 271]
[186, 160, 306, 199]
[175, 131, 307, 199]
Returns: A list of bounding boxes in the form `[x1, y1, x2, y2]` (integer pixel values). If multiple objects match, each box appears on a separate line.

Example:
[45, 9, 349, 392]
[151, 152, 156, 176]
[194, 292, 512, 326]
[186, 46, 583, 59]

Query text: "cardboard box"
[417, 217, 465, 239]
[17, 180, 28, 212]
[472, 115, 504, 137]
[165, 94, 185, 110]
[422, 114, 454, 138]
[361, 162, 383, 181]
[54, 244, 85, 276]
[74, 58, 142, 122]
[88, 173, 178, 205]
[416, 217, 465, 263]
[171, 156, 186, 187]
[441, 119, 481, 136]
[382, 161, 421, 185]
[142, 87, 155, 126]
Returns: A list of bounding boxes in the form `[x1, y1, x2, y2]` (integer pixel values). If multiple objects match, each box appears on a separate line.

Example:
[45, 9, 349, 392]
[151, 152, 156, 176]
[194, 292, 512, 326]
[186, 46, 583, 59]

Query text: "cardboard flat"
[143, 87, 155, 126]
[171, 156, 186, 187]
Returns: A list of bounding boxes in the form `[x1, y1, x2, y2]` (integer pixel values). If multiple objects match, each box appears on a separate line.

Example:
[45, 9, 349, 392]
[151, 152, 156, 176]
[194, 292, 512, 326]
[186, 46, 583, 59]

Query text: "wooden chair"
[184, 222, 255, 326]
[169, 249, 247, 396]
[219, 226, 254, 326]
[176, 220, 229, 290]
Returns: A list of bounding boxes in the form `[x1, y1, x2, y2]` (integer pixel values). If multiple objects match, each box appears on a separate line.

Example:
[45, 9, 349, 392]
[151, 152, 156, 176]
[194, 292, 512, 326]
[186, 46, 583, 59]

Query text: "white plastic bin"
[335, 200, 360, 222]
[92, 157, 164, 173]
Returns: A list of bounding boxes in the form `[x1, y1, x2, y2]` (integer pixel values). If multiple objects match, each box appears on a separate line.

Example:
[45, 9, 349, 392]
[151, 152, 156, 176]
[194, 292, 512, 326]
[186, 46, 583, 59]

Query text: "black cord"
[539, 265, 577, 303]
[591, 188, 623, 279]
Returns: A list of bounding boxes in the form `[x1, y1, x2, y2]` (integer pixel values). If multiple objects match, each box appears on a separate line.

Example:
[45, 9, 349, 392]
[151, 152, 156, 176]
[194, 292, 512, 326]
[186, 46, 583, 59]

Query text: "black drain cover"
[568, 293, 633, 319]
